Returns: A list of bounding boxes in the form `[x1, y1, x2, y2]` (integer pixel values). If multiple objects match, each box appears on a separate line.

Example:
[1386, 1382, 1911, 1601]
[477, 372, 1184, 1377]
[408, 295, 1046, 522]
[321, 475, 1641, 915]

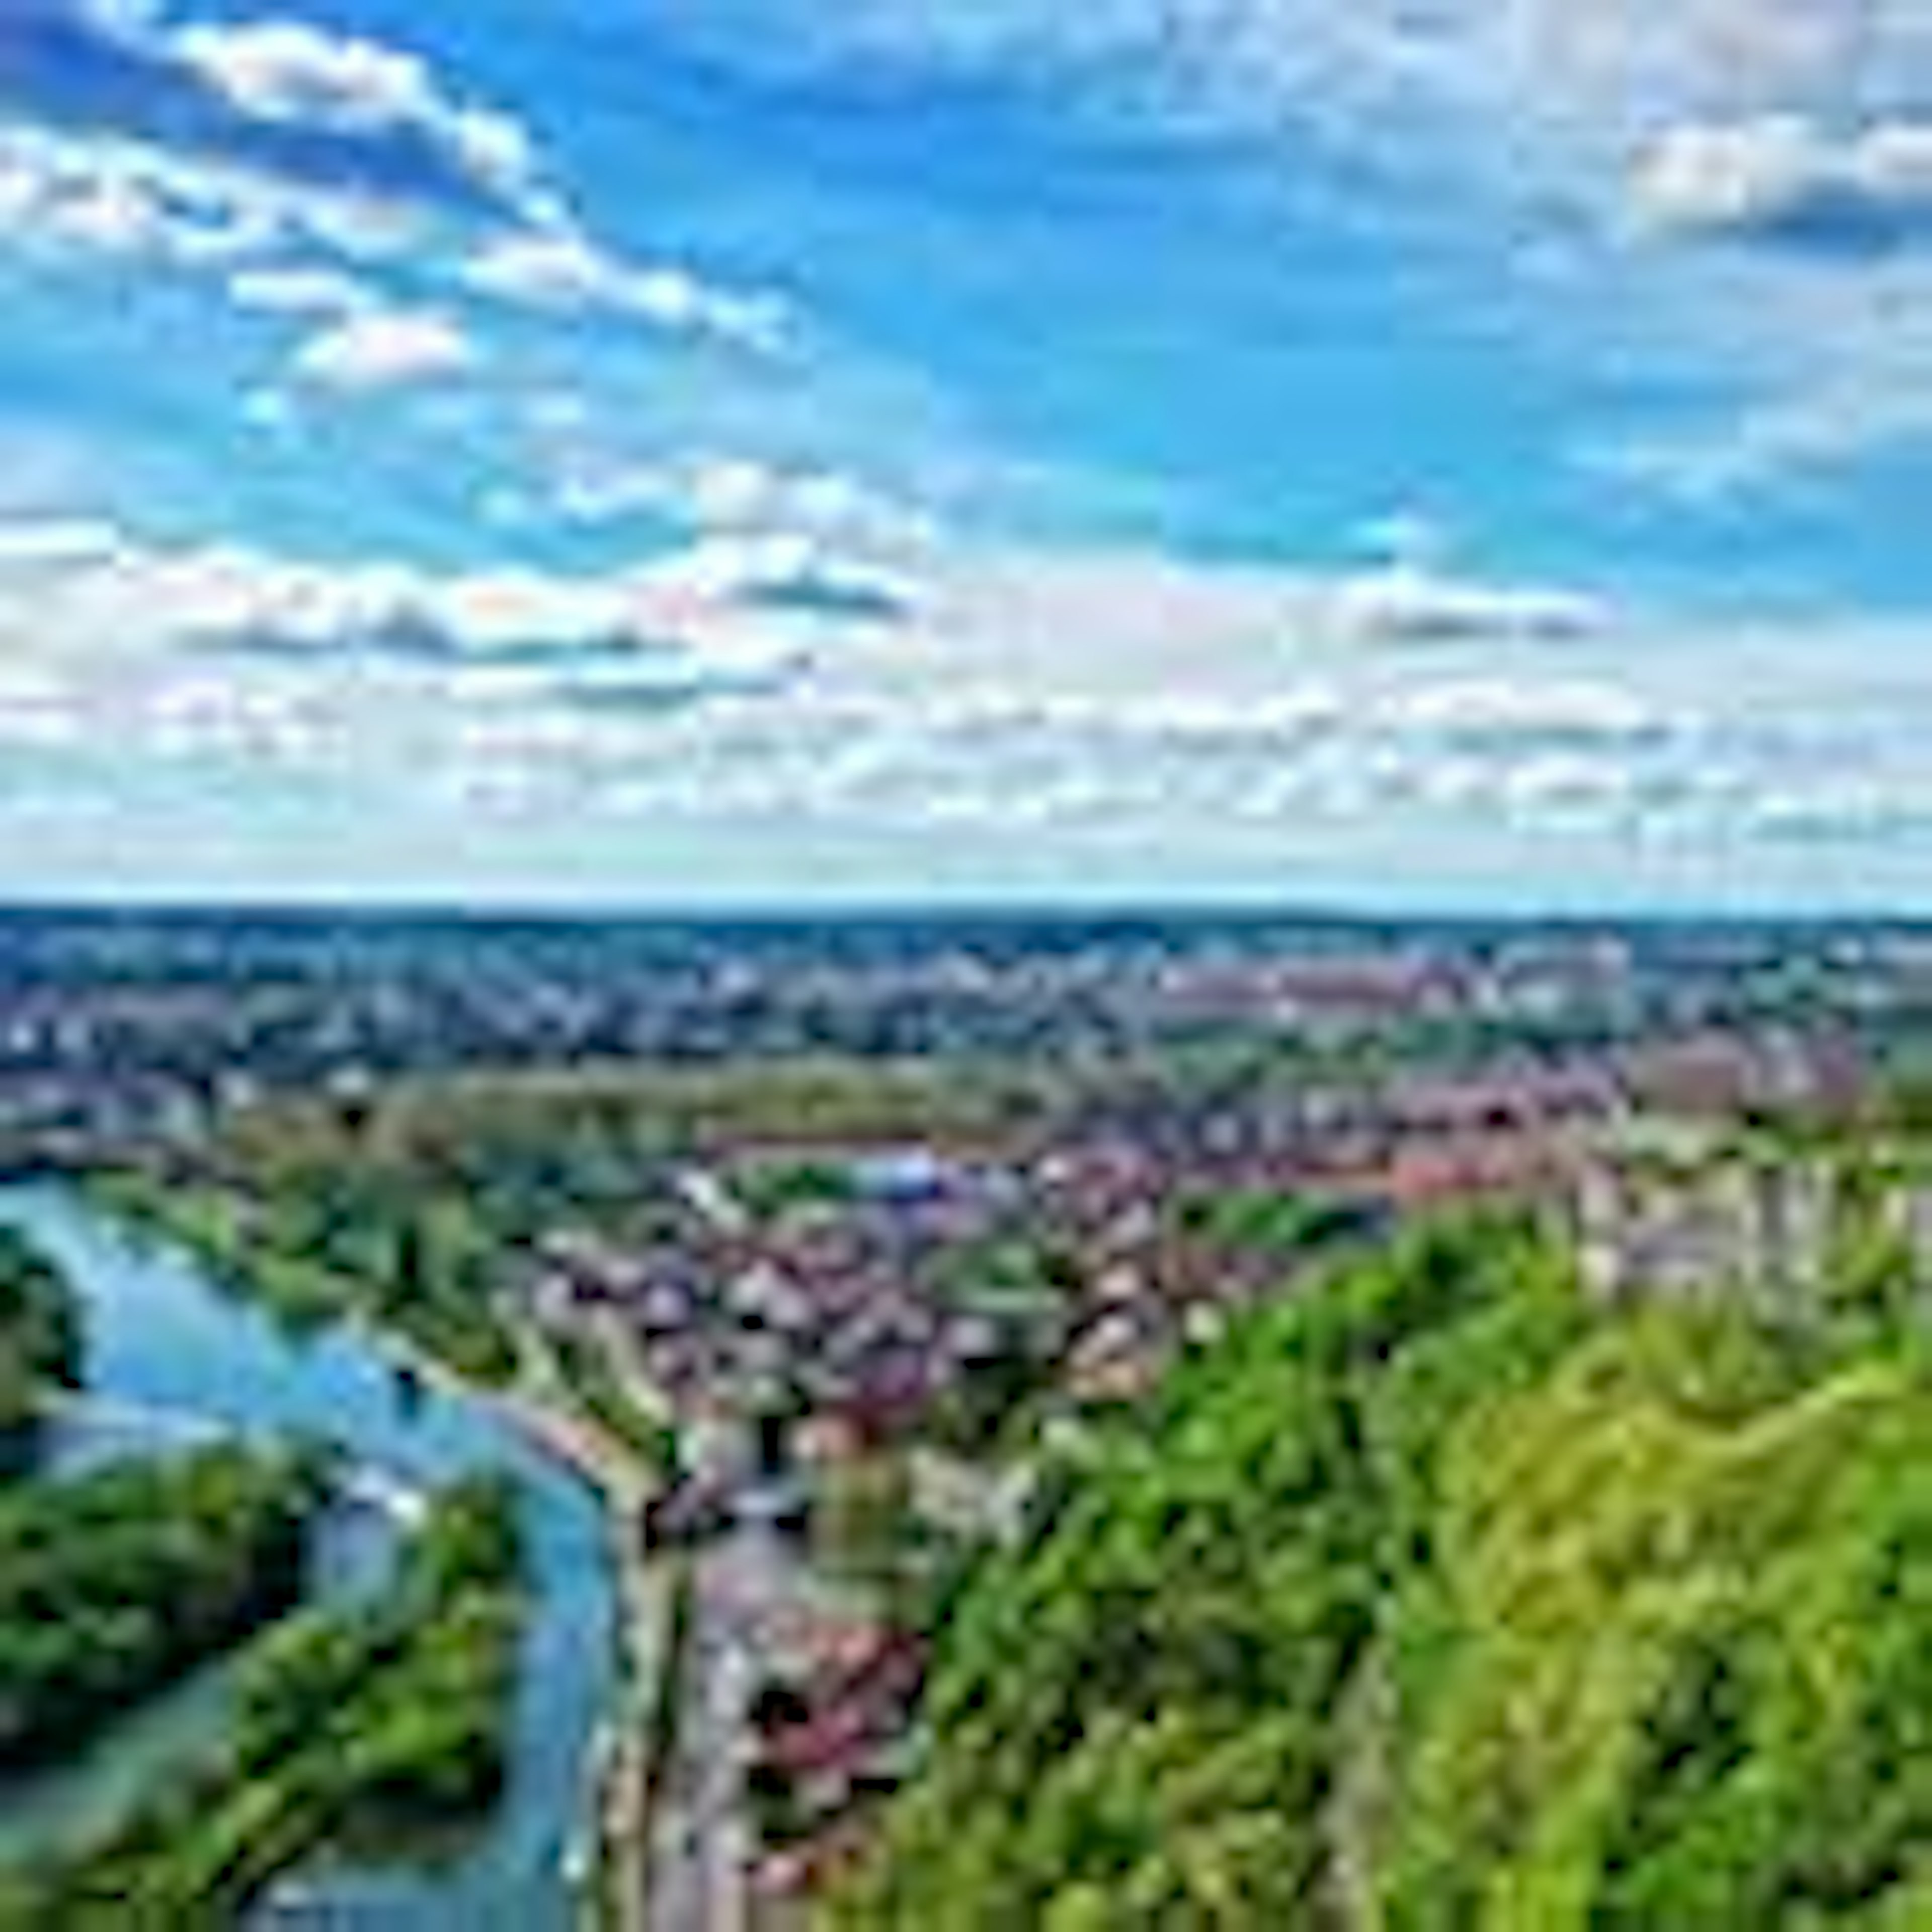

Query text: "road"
[648, 1509, 794, 1932]
[647, 1170, 821, 1932]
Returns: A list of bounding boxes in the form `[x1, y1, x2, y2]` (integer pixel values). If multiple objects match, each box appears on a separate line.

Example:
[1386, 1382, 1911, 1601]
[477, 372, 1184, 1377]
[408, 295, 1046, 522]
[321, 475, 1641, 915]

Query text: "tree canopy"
[0, 1229, 82, 1439]
[827, 1206, 1932, 1929]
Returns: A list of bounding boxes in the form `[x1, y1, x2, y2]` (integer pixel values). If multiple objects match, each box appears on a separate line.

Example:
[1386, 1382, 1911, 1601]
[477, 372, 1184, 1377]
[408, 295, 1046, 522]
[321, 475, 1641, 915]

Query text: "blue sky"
[1, 0, 1930, 907]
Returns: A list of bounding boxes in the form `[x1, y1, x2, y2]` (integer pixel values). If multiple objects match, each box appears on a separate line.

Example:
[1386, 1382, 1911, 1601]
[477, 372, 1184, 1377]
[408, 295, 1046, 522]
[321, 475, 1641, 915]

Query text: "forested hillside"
[827, 1209, 1932, 1928]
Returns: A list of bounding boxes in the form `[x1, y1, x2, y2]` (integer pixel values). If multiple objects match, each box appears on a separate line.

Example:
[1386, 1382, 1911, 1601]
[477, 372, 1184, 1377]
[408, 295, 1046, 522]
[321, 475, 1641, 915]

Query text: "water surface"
[0, 1184, 618, 1930]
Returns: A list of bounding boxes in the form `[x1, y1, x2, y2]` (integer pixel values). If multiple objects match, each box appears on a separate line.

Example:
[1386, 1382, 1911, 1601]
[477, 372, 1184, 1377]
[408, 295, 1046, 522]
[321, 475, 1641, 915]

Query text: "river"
[0, 1182, 620, 1931]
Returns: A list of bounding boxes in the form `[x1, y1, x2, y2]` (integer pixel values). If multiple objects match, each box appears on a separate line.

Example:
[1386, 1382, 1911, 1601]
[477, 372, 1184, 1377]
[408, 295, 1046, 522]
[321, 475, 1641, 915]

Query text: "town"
[3, 909, 1927, 1928]
[0, 908, 1917, 1161]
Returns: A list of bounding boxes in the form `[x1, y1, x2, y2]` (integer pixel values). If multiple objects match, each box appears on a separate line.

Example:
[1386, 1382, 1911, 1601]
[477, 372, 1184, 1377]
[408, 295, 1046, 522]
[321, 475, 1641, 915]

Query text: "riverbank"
[75, 1171, 676, 1931]
[336, 1318, 669, 1931]
[512, 1324, 671, 1932]
[0, 1181, 628, 1930]
[223, 1317, 671, 1932]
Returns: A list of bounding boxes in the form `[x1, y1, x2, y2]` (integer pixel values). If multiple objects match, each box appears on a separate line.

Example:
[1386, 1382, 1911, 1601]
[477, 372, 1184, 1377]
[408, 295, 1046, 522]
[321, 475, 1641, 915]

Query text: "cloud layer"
[1, 508, 1924, 903]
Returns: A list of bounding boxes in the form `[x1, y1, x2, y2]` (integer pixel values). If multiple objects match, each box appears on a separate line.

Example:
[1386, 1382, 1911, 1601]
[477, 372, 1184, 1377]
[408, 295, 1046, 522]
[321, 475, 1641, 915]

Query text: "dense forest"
[0, 1229, 82, 1440]
[828, 1208, 1932, 1928]
[0, 1445, 326, 1773]
[0, 1477, 526, 1927]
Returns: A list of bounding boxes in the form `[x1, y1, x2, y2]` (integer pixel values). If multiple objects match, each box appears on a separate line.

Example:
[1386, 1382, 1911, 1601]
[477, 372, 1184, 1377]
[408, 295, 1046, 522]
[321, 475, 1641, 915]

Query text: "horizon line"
[0, 896, 1925, 930]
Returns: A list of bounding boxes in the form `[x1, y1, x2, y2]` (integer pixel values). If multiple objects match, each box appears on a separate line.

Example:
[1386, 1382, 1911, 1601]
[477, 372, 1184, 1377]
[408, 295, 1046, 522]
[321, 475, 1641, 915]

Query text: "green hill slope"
[825, 1212, 1932, 1929]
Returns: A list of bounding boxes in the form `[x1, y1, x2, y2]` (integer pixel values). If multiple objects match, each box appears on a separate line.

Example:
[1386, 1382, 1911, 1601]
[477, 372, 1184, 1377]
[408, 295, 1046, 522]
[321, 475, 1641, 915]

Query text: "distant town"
[0, 908, 1922, 1165]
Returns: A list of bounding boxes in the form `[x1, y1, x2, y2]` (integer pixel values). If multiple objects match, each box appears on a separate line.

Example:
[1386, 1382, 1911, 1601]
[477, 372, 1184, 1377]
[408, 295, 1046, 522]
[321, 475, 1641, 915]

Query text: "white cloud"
[141, 674, 324, 761]
[1629, 116, 1932, 249]
[225, 263, 375, 318]
[463, 227, 788, 353]
[642, 530, 923, 623]
[0, 667, 86, 749]
[170, 16, 548, 218]
[1385, 676, 1666, 742]
[0, 16, 792, 387]
[289, 307, 479, 393]
[1326, 559, 1606, 647]
[0, 124, 789, 429]
[891, 543, 1611, 688]
[0, 519, 128, 569]
[515, 434, 943, 559]
[0, 516, 851, 678]
[0, 123, 422, 270]
[0, 133, 185, 259]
